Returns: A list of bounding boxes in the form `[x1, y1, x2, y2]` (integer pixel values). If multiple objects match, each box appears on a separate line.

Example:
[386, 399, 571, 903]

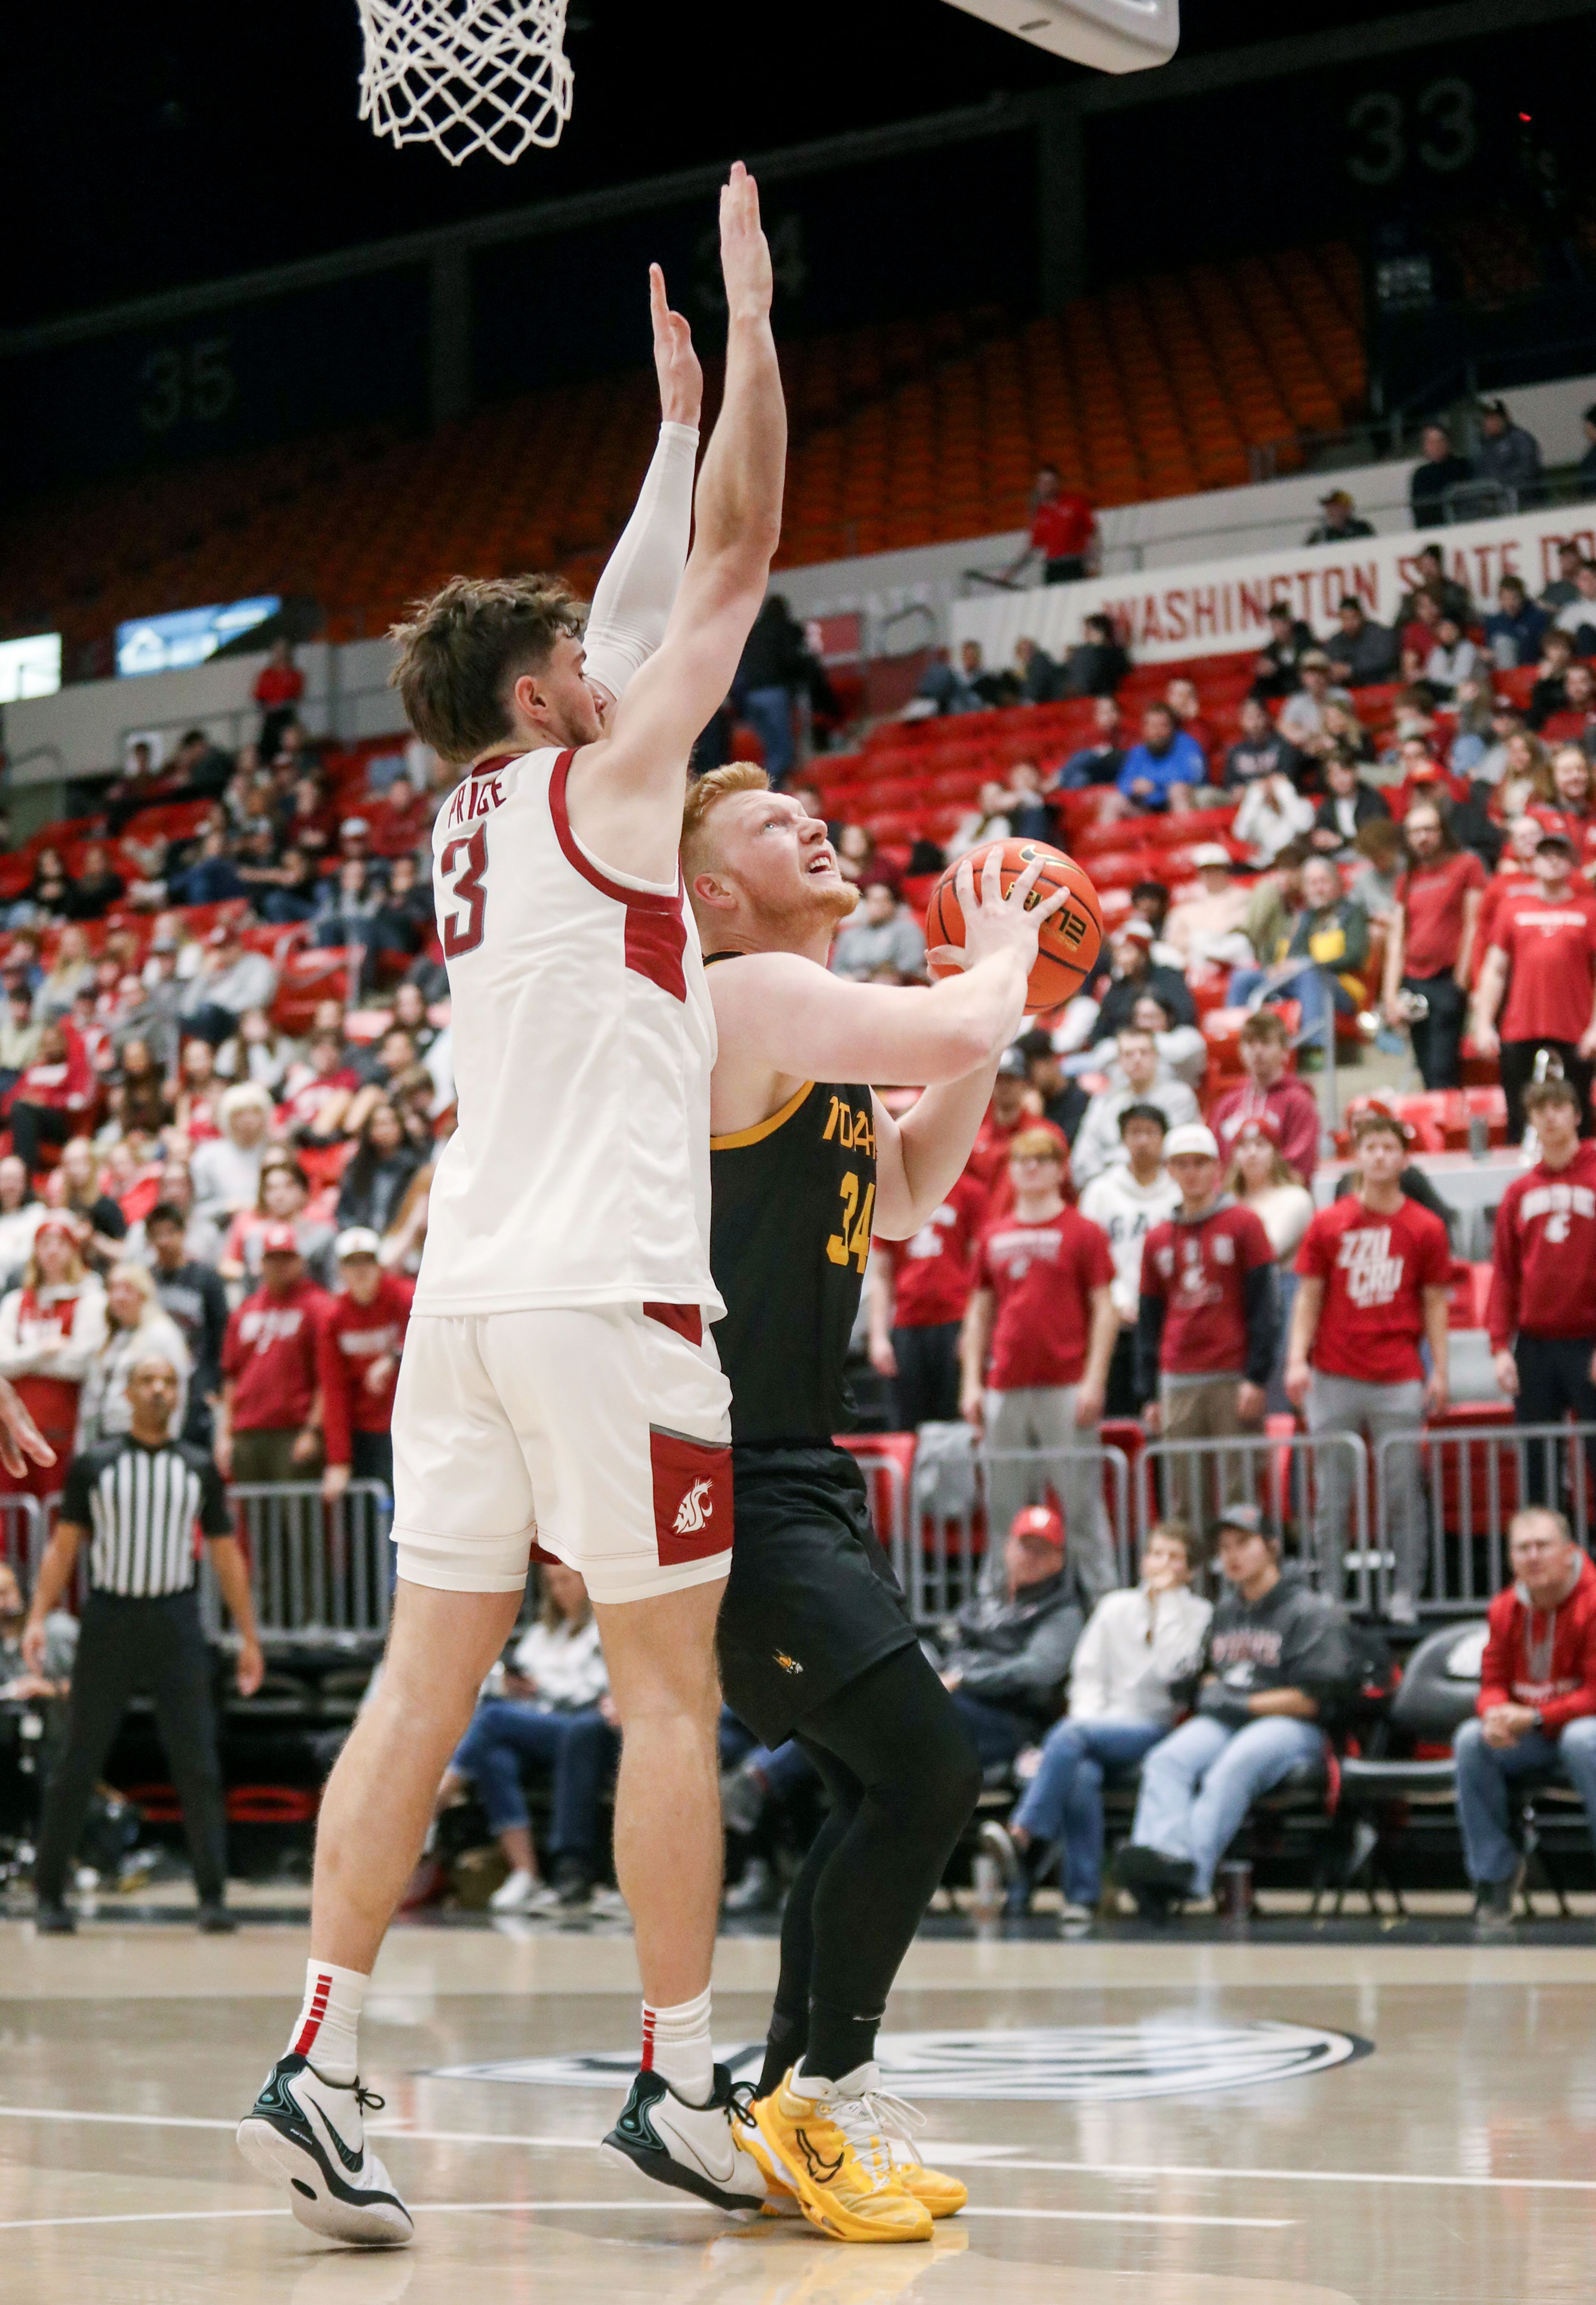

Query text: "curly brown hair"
[389, 574, 584, 763]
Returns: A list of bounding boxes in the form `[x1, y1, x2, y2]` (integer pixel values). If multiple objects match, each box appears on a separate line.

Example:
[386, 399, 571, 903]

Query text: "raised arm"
[581, 267, 702, 714]
[565, 165, 783, 876]
[710, 846, 1064, 1151]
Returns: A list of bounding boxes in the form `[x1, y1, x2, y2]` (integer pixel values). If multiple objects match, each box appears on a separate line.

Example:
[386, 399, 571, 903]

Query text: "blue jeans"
[1228, 963, 1352, 1039]
[1130, 1712, 1324, 1897]
[452, 1700, 617, 1863]
[1453, 1714, 1596, 1886]
[742, 685, 796, 786]
[1266, 1267, 1299, 1418]
[1012, 1717, 1167, 1905]
[260, 891, 318, 925]
[950, 1690, 1031, 1771]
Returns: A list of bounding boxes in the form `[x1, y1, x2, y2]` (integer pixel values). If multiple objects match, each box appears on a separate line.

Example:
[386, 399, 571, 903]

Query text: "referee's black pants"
[35, 1589, 228, 1906]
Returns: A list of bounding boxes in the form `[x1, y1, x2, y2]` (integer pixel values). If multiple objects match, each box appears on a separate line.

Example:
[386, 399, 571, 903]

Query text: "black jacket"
[1251, 622, 1317, 701]
[1201, 1575, 1354, 1721]
[1409, 454, 1474, 529]
[1224, 731, 1301, 788]
[737, 600, 808, 693]
[151, 1259, 231, 1415]
[1018, 648, 1063, 704]
[942, 1570, 1084, 1729]
[1094, 963, 1197, 1035]
[1312, 786, 1390, 847]
[1062, 640, 1130, 698]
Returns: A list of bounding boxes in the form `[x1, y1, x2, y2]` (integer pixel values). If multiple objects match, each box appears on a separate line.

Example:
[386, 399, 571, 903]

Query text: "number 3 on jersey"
[439, 826, 488, 957]
[826, 1169, 875, 1274]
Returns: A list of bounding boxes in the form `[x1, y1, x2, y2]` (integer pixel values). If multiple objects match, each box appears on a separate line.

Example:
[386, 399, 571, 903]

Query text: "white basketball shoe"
[236, 2053, 415, 2245]
[601, 2063, 769, 2214]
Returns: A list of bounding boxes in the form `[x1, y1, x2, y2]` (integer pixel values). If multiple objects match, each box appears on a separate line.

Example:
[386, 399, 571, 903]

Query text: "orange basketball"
[925, 838, 1104, 1015]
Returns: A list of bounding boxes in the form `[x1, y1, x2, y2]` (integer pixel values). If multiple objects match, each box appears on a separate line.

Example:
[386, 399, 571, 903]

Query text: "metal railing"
[1378, 1421, 1596, 1617]
[0, 1495, 46, 1585]
[1135, 1430, 1374, 1606]
[202, 1481, 393, 1643]
[911, 1442, 1133, 1623]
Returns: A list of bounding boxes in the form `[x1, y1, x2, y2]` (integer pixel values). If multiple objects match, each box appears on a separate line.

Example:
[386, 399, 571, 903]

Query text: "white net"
[356, 0, 574, 167]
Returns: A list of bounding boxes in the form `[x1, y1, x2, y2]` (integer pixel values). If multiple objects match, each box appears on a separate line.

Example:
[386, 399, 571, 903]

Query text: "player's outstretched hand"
[0, 1376, 53, 1482]
[719, 160, 773, 323]
[649, 263, 702, 429]
[930, 843, 1073, 978]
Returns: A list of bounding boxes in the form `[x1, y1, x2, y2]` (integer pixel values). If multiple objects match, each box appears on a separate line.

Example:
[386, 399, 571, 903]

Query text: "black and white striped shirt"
[60, 1436, 233, 1599]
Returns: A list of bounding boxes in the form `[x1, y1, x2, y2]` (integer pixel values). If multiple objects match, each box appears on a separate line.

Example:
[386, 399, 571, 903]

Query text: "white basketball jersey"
[413, 747, 724, 1319]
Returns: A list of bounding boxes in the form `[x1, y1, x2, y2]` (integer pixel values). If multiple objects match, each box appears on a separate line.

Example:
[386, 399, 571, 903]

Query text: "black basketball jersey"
[706, 983, 877, 1443]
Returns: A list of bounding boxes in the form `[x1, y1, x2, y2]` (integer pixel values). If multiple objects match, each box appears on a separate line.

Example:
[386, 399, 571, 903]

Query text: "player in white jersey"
[238, 165, 784, 2241]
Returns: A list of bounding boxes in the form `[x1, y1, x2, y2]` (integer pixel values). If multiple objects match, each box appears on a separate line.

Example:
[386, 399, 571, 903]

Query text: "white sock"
[640, 1985, 714, 2106]
[286, 1959, 367, 2085]
[791, 2056, 877, 2103]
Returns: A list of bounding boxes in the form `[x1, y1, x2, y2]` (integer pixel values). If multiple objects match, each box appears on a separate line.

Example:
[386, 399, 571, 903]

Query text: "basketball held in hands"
[925, 838, 1104, 1014]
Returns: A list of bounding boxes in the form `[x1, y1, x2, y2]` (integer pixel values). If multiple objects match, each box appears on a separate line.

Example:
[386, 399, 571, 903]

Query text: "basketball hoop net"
[356, 0, 574, 166]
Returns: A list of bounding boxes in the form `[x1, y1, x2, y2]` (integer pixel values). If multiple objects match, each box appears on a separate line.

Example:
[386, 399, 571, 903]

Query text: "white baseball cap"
[1191, 843, 1231, 870]
[335, 1227, 382, 1261]
[1164, 1122, 1220, 1161]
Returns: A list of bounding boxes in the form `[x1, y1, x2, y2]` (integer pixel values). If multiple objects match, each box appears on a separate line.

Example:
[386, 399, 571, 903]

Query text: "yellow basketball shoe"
[885, 2113, 968, 2220]
[749, 2066, 933, 2243]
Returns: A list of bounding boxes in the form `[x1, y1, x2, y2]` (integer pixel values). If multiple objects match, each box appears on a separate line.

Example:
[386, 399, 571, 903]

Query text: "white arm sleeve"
[581, 420, 700, 706]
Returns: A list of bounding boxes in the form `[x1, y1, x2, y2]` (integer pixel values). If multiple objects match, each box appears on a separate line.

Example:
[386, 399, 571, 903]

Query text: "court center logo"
[430, 2021, 1367, 2103]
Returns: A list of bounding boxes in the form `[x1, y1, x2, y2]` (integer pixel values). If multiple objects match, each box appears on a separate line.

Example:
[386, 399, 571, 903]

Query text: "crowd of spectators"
[9, 508, 1596, 1925]
[0, 688, 454, 1521]
[830, 533, 1596, 1131]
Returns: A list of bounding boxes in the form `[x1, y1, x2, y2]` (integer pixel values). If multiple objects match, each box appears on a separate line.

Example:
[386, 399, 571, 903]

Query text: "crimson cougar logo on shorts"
[650, 1429, 733, 1566]
[673, 1478, 714, 1536]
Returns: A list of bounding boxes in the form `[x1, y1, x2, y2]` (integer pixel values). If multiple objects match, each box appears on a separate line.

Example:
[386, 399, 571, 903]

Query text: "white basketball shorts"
[390, 1301, 732, 1606]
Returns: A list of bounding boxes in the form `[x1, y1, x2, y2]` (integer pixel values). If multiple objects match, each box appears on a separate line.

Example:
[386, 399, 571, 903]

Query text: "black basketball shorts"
[716, 1442, 919, 1749]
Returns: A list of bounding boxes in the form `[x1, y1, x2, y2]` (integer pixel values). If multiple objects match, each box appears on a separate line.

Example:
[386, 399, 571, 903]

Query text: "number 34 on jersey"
[823, 1094, 876, 1275]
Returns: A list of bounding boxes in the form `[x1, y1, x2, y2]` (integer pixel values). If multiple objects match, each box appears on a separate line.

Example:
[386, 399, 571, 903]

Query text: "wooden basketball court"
[2, 1914, 1591, 2304]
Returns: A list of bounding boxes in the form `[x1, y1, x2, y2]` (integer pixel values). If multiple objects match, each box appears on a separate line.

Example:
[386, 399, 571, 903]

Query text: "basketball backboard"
[940, 0, 1179, 74]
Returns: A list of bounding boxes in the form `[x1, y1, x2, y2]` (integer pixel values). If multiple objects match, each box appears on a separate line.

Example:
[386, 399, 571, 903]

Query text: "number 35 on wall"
[138, 335, 238, 434]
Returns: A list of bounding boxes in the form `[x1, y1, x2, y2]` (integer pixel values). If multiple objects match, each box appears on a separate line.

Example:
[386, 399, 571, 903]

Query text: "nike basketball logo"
[674, 1478, 713, 1535]
[773, 1651, 804, 1675]
[795, 2126, 844, 2183]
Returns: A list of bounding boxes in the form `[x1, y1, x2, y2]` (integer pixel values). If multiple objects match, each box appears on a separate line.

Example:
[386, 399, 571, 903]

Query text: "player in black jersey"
[682, 763, 1069, 2244]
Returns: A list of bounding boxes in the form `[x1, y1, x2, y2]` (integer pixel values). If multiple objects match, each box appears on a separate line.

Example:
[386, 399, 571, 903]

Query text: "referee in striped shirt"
[23, 1351, 264, 1934]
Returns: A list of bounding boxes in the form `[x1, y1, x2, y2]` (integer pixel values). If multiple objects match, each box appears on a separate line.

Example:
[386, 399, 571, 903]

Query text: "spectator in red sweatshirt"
[965, 1048, 1067, 1216]
[867, 1167, 985, 1431]
[365, 774, 430, 862]
[1207, 1010, 1320, 1183]
[253, 639, 305, 759]
[216, 1222, 332, 1484]
[1488, 1077, 1596, 1496]
[1471, 831, 1596, 1141]
[319, 1228, 413, 1499]
[1455, 1506, 1596, 1927]
[6, 1021, 94, 1178]
[1136, 1123, 1279, 1524]
[1286, 1110, 1452, 1623]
